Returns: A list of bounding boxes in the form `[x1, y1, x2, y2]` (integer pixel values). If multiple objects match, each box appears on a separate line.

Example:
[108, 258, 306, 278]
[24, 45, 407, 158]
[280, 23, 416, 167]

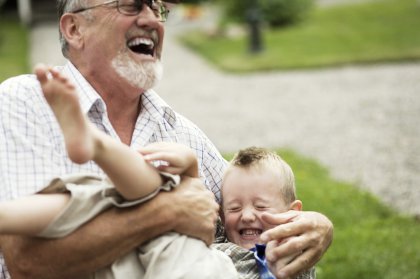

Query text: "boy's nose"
[241, 208, 256, 223]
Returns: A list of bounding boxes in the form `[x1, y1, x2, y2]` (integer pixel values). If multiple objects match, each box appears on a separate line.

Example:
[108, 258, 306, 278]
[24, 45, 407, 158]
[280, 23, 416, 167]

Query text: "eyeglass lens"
[119, 0, 167, 21]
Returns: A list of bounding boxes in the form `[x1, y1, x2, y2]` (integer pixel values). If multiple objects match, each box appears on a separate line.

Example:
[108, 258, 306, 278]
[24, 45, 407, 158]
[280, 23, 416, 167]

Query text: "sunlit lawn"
[181, 0, 420, 72]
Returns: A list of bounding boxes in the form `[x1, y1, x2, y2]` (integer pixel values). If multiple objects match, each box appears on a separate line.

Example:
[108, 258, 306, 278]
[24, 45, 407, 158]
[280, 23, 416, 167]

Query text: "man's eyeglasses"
[71, 0, 170, 22]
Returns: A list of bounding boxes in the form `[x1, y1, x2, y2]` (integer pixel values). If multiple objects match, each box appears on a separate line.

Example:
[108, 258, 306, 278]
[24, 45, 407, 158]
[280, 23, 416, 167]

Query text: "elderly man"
[0, 0, 333, 278]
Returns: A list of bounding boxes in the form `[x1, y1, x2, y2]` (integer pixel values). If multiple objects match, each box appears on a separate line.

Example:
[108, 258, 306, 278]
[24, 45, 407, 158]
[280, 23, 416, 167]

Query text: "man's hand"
[166, 176, 219, 246]
[260, 211, 333, 278]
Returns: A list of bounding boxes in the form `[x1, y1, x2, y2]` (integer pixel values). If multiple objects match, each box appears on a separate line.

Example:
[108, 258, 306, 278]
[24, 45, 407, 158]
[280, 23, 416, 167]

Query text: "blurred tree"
[260, 0, 314, 27]
[219, 0, 314, 27]
[182, 0, 208, 4]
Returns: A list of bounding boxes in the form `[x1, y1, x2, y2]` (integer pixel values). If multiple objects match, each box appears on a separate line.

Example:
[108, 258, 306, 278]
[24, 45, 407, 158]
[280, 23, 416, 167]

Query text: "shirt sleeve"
[200, 132, 228, 204]
[174, 114, 228, 203]
[0, 76, 69, 201]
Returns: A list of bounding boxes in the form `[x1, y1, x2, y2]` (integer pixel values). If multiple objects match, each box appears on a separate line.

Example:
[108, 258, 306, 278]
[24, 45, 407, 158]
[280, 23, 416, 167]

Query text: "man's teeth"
[240, 229, 261, 236]
[128, 37, 154, 49]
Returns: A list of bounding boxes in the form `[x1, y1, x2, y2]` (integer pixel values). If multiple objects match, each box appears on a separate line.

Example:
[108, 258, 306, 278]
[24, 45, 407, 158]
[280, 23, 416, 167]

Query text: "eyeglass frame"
[70, 0, 170, 22]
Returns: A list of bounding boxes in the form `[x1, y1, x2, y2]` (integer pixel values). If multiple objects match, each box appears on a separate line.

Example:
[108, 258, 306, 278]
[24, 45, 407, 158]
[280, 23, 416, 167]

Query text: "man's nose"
[136, 4, 161, 25]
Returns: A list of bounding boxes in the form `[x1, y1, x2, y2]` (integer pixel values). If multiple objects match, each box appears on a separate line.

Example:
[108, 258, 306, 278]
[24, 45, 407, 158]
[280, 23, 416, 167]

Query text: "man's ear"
[60, 13, 84, 50]
[289, 200, 303, 211]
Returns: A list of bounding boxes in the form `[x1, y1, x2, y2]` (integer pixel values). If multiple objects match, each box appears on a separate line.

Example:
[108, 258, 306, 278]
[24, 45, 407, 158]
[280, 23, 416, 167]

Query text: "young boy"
[213, 147, 316, 279]
[0, 65, 237, 279]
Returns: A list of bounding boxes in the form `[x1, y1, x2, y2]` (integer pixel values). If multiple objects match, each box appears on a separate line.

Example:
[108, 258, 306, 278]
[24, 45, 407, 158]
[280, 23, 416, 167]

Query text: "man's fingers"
[261, 211, 299, 226]
[266, 240, 296, 271]
[170, 177, 219, 246]
[260, 216, 304, 243]
[262, 211, 333, 278]
[271, 248, 318, 279]
[265, 236, 308, 262]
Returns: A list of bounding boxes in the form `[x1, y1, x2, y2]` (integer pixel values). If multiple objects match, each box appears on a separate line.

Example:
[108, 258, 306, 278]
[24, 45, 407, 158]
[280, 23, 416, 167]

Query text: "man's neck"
[106, 94, 142, 145]
[89, 77, 143, 145]
[74, 61, 145, 145]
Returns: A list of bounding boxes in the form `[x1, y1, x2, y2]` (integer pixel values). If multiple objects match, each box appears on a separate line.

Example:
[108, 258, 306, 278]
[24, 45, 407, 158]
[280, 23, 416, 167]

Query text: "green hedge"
[260, 0, 314, 27]
[219, 0, 314, 27]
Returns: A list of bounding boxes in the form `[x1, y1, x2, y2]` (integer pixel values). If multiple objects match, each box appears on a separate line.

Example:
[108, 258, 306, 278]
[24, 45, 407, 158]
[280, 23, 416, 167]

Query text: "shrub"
[182, 0, 207, 4]
[260, 0, 314, 27]
[219, 0, 314, 27]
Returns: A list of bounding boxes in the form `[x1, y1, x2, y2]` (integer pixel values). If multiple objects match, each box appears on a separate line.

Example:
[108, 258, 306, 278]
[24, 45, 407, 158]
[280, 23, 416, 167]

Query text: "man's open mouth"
[127, 37, 155, 56]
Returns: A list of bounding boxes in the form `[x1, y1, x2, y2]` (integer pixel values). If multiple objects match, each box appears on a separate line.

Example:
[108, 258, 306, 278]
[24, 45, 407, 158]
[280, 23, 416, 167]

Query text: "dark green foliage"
[219, 0, 314, 26]
[219, 0, 250, 23]
[181, 0, 208, 4]
[259, 0, 314, 27]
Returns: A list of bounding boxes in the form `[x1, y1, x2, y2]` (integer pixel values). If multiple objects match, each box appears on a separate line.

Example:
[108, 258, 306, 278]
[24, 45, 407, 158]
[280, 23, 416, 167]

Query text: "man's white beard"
[111, 49, 163, 91]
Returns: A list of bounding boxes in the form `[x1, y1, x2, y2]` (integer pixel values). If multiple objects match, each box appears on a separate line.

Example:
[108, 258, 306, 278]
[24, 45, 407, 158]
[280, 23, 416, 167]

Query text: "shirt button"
[225, 249, 232, 256]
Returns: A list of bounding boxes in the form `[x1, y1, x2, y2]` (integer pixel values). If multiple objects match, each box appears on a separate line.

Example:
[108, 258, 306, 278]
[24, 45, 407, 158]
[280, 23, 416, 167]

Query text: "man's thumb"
[261, 211, 298, 225]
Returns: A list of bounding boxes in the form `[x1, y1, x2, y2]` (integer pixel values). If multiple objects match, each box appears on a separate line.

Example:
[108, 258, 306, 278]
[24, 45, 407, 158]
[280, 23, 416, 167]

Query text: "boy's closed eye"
[255, 205, 270, 211]
[226, 205, 242, 212]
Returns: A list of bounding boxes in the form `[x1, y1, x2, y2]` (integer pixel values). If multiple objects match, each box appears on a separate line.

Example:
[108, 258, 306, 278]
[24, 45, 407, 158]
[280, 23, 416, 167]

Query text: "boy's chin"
[240, 240, 260, 250]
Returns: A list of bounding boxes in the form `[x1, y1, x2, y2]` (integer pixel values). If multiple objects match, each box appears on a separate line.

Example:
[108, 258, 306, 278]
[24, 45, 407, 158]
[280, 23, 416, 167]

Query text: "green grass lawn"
[249, 150, 420, 279]
[0, 12, 29, 82]
[181, 0, 420, 72]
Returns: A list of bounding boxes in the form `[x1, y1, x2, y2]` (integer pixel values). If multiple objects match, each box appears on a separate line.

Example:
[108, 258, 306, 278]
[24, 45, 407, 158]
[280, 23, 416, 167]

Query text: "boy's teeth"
[241, 229, 260, 236]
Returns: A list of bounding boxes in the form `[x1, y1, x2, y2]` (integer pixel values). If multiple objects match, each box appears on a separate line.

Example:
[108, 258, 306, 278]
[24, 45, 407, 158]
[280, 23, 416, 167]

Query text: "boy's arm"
[0, 194, 70, 235]
[0, 177, 219, 279]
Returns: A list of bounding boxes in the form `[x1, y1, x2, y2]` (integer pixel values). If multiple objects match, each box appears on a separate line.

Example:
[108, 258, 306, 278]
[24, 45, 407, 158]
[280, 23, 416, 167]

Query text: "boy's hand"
[138, 142, 199, 177]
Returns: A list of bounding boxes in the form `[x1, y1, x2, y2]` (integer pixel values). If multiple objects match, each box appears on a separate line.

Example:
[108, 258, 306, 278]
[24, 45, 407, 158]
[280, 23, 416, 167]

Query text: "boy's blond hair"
[223, 147, 297, 204]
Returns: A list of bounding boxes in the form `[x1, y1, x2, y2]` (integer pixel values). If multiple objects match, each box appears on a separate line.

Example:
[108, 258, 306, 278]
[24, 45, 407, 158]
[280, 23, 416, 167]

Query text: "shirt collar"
[61, 61, 105, 115]
[61, 60, 178, 128]
[141, 89, 177, 128]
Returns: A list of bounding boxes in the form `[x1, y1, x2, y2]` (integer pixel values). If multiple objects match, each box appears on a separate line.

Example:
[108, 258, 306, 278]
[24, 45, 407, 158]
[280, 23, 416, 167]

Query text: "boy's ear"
[60, 13, 84, 50]
[289, 200, 303, 211]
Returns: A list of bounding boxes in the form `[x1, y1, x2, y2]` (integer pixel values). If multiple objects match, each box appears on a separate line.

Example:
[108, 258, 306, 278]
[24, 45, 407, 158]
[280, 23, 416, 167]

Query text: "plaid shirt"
[213, 219, 316, 279]
[0, 61, 227, 278]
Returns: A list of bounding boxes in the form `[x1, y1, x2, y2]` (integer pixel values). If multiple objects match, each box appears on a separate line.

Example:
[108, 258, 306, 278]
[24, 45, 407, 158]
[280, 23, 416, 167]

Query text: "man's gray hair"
[57, 0, 88, 57]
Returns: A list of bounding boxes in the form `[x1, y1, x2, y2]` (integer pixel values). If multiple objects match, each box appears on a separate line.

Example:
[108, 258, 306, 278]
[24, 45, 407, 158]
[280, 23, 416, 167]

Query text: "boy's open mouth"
[240, 229, 262, 237]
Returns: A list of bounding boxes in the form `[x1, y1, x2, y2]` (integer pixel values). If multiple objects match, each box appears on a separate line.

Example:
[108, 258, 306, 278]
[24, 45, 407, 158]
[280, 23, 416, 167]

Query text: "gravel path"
[29, 3, 420, 217]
